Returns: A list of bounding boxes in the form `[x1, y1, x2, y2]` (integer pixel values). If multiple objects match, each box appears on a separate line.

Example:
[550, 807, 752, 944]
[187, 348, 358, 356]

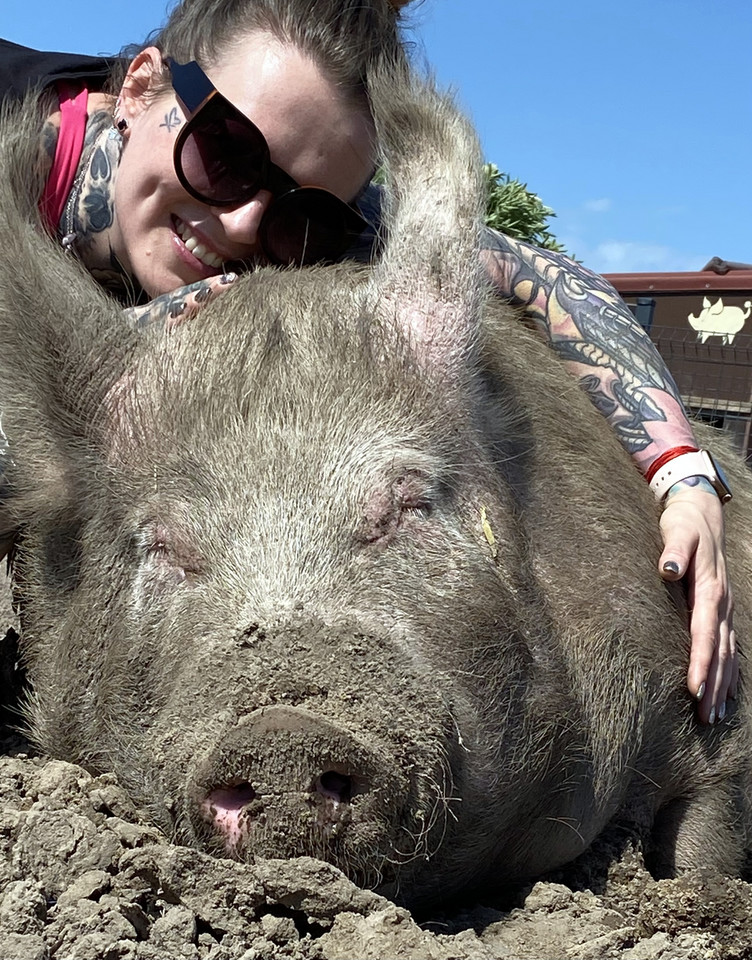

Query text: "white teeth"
[175, 218, 224, 269]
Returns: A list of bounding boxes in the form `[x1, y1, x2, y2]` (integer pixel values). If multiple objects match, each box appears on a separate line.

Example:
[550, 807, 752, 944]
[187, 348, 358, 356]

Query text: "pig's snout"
[190, 705, 402, 864]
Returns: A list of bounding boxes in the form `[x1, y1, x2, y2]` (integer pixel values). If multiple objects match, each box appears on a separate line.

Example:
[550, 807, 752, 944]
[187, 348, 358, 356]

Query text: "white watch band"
[649, 450, 713, 500]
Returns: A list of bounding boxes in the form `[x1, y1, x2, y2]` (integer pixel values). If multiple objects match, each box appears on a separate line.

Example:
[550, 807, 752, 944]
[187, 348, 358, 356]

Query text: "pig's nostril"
[209, 781, 257, 811]
[317, 770, 352, 803]
[201, 781, 261, 851]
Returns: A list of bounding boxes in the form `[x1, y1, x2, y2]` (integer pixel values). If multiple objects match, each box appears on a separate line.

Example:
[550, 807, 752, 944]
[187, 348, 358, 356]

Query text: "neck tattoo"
[61, 110, 139, 302]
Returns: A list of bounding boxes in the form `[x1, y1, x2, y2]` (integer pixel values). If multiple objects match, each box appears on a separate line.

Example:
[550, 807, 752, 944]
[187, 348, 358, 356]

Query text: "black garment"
[0, 38, 115, 101]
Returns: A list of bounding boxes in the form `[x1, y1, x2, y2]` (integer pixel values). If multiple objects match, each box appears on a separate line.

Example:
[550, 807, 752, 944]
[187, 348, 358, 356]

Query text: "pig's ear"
[366, 63, 487, 382]
[0, 96, 138, 521]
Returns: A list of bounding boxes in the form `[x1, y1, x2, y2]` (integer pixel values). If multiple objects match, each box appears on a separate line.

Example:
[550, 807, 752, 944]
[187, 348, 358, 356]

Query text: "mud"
[2, 619, 752, 960]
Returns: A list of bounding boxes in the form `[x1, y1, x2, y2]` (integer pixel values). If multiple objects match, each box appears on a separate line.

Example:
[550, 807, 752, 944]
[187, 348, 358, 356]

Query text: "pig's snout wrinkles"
[190, 705, 405, 864]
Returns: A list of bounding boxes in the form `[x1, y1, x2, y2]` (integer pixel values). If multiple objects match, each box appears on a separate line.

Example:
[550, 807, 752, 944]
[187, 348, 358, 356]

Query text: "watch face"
[705, 451, 733, 503]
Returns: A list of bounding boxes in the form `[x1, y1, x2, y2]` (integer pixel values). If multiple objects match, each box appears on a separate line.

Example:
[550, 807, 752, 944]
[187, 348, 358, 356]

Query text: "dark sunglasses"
[165, 57, 369, 267]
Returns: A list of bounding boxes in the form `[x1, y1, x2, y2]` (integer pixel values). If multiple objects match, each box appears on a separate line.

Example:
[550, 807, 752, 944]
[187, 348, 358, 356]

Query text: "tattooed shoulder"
[37, 111, 61, 179]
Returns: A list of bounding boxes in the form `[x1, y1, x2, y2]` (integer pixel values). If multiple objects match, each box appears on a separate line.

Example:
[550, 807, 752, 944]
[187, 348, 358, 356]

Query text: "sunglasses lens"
[261, 189, 359, 266]
[177, 102, 268, 204]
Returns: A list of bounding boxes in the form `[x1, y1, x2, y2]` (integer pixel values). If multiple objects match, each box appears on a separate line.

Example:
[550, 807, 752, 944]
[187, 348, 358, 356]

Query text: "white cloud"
[559, 236, 705, 275]
[583, 198, 612, 213]
[591, 241, 704, 274]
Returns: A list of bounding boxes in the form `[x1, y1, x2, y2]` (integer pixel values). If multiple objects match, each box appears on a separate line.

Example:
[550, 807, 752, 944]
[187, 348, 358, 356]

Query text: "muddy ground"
[3, 623, 752, 959]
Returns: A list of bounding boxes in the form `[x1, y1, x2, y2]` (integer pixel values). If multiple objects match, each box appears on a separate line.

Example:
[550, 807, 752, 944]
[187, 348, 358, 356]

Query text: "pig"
[0, 68, 751, 912]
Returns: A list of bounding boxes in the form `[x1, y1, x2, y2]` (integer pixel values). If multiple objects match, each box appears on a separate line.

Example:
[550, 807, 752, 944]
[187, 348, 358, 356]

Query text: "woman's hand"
[659, 480, 736, 724]
[123, 273, 237, 330]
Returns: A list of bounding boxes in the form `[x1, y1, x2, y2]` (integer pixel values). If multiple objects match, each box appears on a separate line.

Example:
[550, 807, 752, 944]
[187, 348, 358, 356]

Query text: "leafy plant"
[373, 161, 565, 252]
[482, 163, 564, 252]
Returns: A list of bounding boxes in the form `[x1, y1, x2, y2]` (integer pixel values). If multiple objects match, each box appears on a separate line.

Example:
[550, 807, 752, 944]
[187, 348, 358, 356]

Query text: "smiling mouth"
[174, 217, 225, 269]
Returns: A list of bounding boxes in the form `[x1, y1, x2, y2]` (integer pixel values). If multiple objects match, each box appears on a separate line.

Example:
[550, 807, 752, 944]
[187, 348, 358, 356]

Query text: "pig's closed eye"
[360, 470, 438, 545]
[139, 523, 204, 586]
[393, 473, 436, 517]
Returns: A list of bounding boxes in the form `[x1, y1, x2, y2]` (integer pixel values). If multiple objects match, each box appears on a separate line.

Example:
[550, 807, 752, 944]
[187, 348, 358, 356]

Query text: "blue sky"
[3, 0, 749, 274]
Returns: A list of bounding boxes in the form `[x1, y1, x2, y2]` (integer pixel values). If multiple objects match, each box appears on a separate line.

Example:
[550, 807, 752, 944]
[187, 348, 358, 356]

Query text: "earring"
[112, 97, 128, 133]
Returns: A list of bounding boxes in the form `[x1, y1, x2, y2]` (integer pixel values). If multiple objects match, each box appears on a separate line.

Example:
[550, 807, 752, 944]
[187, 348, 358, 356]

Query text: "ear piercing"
[113, 97, 128, 132]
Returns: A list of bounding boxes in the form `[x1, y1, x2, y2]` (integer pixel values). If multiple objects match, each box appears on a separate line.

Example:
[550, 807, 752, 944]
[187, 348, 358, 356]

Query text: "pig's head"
[1, 70, 573, 907]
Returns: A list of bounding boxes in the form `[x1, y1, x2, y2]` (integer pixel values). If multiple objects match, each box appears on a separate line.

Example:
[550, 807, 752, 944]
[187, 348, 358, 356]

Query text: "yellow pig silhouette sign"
[688, 296, 751, 345]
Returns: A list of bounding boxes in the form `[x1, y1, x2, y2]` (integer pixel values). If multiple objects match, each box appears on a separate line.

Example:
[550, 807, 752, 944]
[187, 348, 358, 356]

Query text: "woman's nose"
[214, 190, 274, 247]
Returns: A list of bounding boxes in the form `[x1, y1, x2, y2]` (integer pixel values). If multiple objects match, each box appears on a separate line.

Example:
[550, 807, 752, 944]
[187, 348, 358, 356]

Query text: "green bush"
[373, 161, 565, 252]
[483, 163, 564, 252]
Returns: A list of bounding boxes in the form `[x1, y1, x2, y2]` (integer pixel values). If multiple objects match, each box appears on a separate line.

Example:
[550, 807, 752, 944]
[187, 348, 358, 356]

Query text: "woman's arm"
[481, 230, 736, 724]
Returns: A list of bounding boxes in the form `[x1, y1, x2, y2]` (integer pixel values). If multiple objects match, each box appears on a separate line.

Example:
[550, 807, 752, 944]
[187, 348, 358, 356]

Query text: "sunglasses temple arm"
[166, 58, 216, 115]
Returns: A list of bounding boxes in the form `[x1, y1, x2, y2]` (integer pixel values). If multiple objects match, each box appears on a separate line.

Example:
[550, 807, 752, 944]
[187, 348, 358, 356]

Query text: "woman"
[0, 0, 735, 723]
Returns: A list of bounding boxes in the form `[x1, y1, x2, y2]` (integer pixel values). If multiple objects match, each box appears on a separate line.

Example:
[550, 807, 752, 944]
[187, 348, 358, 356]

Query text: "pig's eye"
[360, 470, 438, 545]
[393, 473, 434, 516]
[138, 523, 203, 586]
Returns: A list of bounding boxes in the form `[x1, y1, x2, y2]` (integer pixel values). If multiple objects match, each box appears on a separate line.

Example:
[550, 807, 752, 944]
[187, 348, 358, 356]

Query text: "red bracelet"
[644, 445, 699, 484]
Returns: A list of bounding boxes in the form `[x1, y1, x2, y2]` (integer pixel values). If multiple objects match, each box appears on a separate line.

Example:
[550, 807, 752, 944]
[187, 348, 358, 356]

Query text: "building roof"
[604, 257, 752, 293]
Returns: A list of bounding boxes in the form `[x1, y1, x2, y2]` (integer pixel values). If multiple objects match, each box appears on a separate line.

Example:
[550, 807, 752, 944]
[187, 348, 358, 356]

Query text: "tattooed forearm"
[480, 229, 696, 462]
[665, 476, 716, 500]
[124, 293, 190, 330]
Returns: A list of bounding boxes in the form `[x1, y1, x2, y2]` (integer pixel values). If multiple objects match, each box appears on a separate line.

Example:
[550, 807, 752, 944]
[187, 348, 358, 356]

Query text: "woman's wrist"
[647, 449, 732, 504]
[665, 476, 718, 500]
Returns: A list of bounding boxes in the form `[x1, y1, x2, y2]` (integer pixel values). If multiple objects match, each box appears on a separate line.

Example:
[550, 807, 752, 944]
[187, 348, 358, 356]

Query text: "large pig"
[0, 68, 751, 911]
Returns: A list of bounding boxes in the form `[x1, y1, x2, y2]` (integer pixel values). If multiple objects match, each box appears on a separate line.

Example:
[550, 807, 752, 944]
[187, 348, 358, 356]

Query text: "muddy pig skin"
[1, 72, 752, 911]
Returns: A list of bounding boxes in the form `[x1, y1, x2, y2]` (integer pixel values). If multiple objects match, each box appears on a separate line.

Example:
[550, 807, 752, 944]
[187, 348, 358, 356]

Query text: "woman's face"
[113, 35, 375, 298]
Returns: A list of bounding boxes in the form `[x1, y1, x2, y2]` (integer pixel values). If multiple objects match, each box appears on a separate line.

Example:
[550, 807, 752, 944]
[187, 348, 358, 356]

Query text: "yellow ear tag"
[480, 506, 497, 559]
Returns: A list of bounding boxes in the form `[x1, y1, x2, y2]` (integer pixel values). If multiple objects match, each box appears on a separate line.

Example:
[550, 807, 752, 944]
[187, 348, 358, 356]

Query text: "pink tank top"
[38, 81, 89, 234]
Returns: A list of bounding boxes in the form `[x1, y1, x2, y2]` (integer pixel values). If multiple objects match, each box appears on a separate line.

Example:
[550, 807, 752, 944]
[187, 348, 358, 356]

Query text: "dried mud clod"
[1, 751, 752, 959]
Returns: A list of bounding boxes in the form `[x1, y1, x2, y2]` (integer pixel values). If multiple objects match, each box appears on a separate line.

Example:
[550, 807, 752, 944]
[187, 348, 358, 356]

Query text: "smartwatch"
[649, 449, 733, 503]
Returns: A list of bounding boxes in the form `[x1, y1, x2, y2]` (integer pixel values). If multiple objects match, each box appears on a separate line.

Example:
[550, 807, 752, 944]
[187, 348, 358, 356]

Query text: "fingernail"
[169, 301, 186, 319]
[708, 706, 716, 725]
[718, 701, 727, 722]
[696, 682, 706, 701]
[662, 560, 680, 575]
[220, 272, 237, 284]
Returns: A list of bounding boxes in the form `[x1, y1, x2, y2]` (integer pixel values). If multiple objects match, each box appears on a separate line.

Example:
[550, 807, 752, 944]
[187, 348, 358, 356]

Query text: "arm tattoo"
[481, 229, 693, 458]
[36, 88, 61, 174]
[40, 118, 58, 164]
